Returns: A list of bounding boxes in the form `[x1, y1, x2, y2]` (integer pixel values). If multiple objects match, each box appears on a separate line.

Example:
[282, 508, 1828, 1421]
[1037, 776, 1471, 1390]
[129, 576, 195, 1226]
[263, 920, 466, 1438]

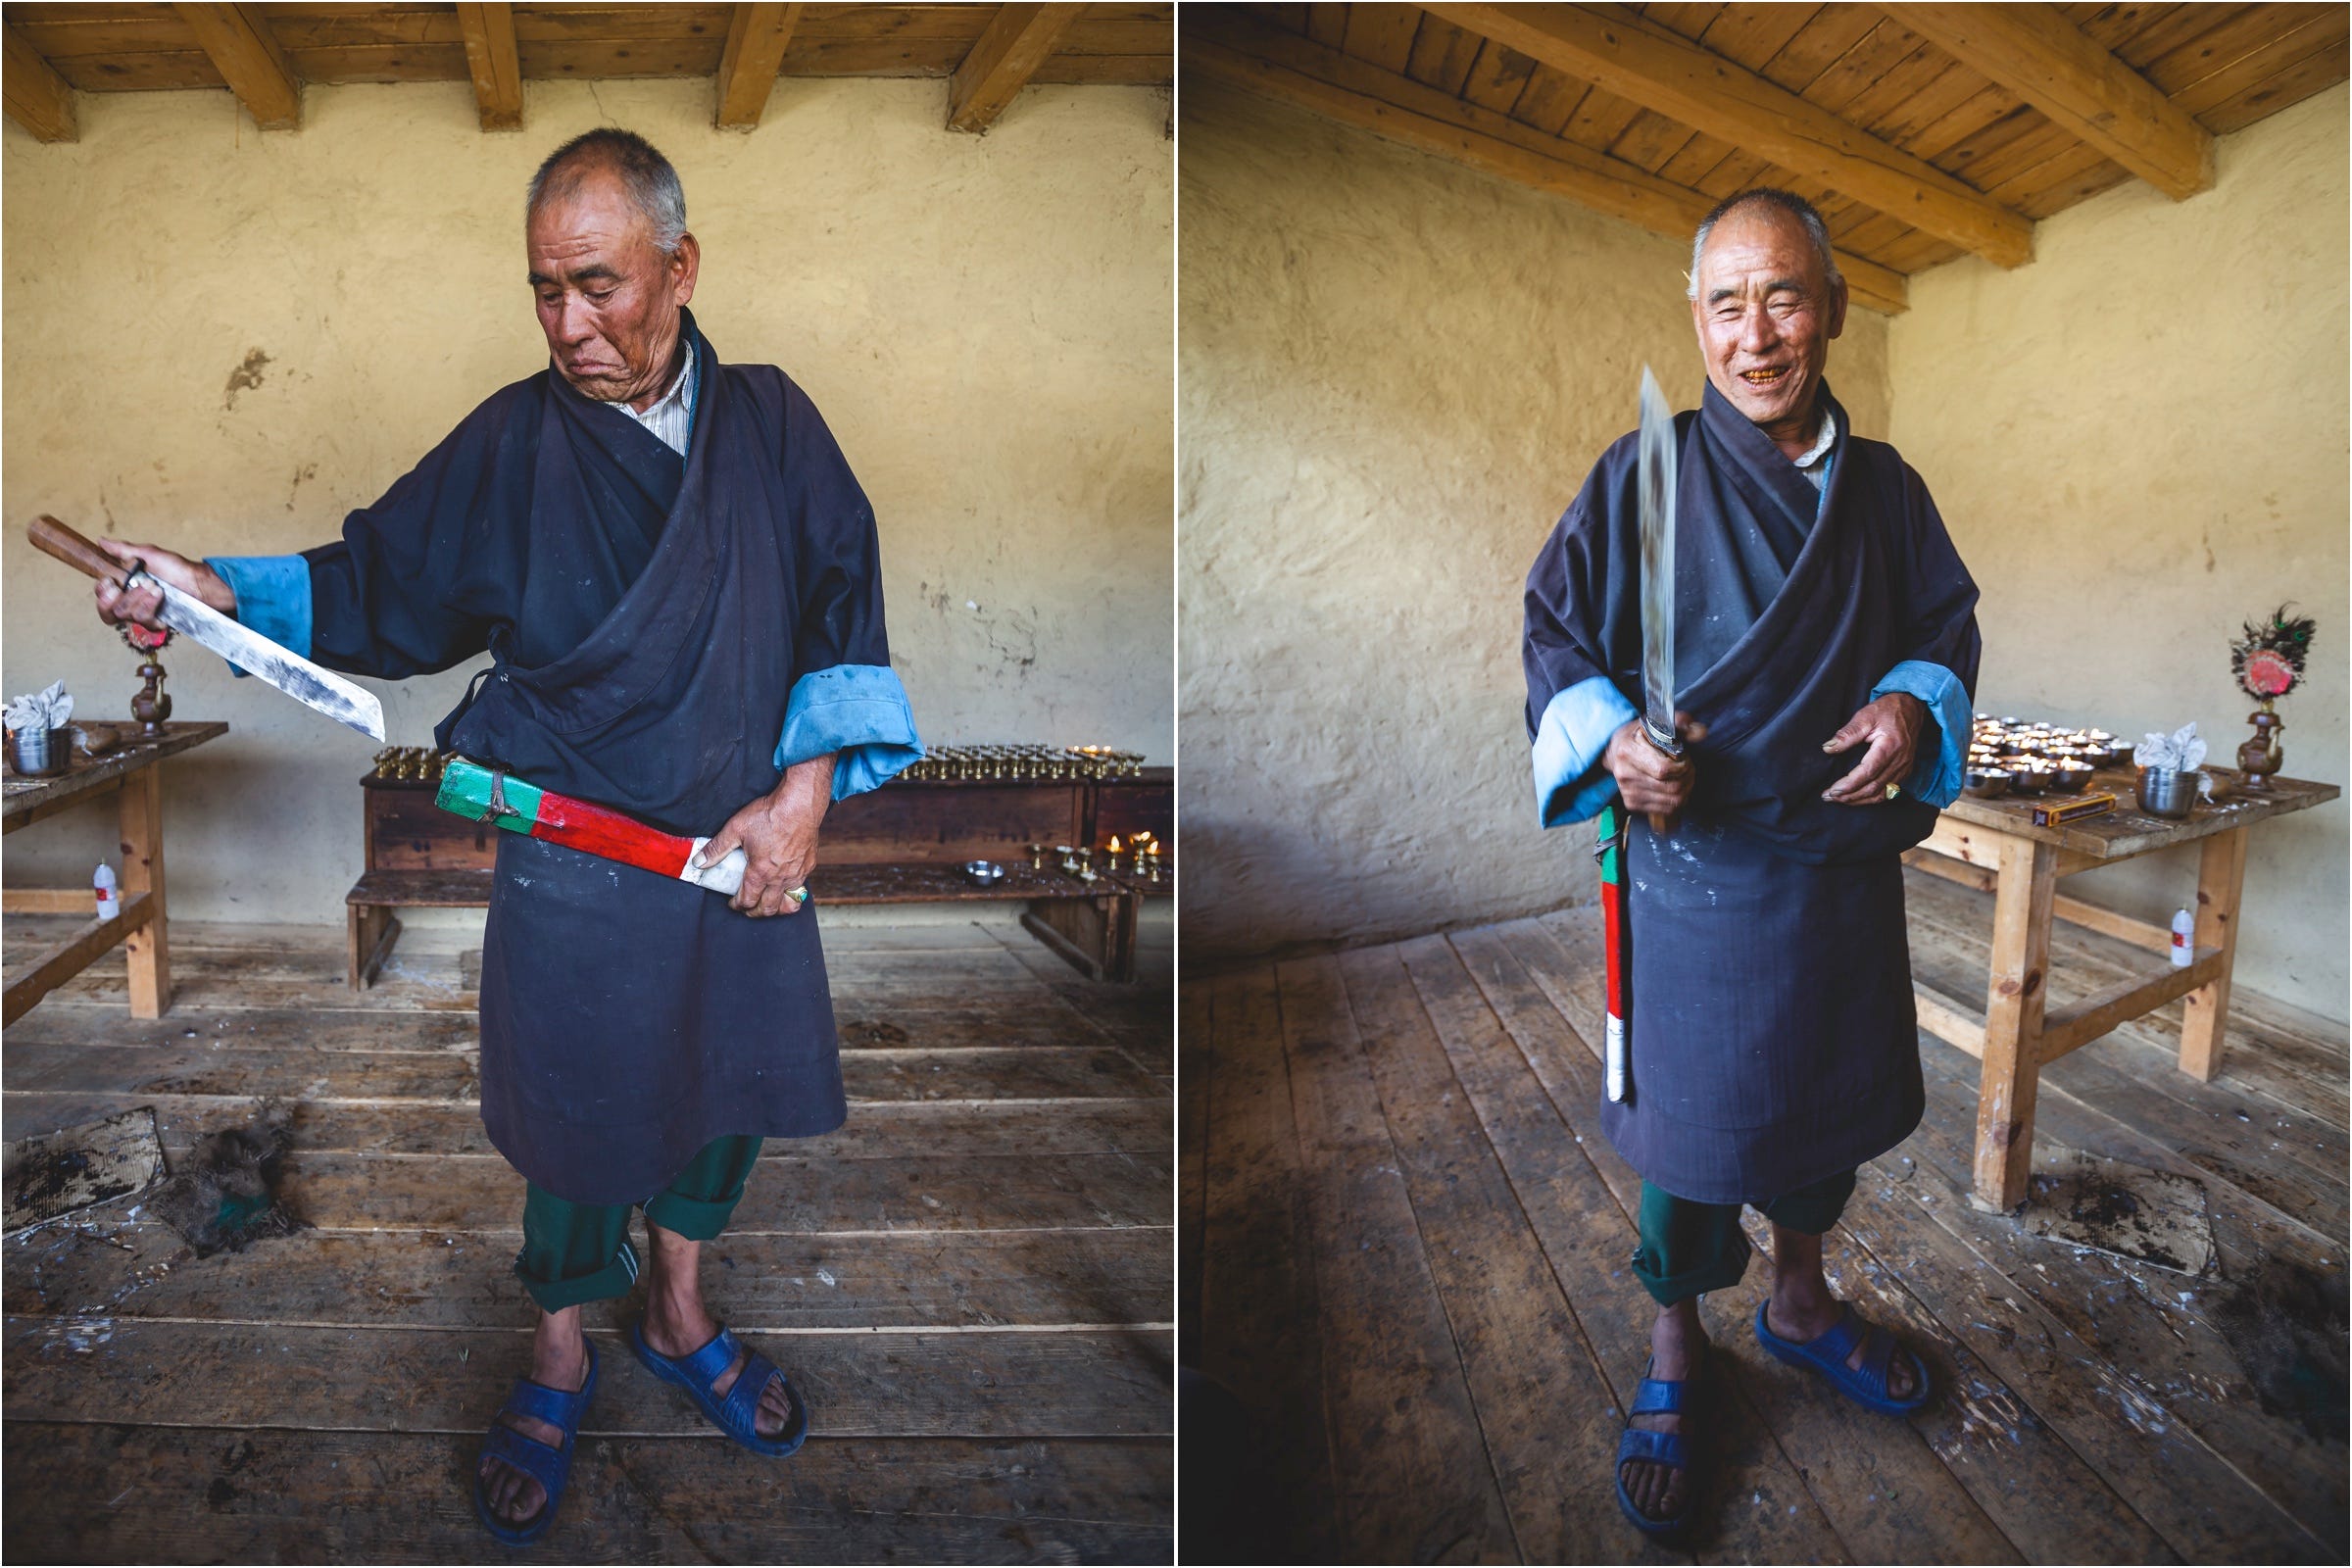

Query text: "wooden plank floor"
[4, 909, 1172, 1564]
[1183, 869, 2348, 1564]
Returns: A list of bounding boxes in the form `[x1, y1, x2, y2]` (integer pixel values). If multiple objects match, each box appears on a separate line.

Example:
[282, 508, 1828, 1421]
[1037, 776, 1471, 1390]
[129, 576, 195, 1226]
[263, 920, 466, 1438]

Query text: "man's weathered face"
[1690, 205, 1846, 432]
[527, 165, 700, 407]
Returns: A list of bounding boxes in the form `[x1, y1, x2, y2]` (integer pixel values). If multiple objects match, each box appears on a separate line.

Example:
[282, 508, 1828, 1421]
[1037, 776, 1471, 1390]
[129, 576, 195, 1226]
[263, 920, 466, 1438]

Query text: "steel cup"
[5, 724, 71, 777]
[2135, 766, 2197, 818]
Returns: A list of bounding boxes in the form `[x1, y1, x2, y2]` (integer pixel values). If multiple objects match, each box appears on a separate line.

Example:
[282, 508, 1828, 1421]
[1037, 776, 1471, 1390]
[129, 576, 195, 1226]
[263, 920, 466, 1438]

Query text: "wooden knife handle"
[27, 514, 130, 586]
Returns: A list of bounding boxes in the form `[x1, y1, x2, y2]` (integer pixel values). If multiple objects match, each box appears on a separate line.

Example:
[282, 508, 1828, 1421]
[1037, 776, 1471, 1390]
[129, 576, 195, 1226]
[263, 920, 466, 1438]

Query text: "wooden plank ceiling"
[1188, 4, 2351, 312]
[0, 2, 1172, 139]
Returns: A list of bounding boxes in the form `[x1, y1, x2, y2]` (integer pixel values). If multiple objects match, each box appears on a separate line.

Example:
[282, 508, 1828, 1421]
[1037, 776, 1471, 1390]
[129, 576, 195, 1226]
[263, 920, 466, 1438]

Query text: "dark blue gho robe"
[1522, 381, 1980, 1204]
[207, 311, 922, 1204]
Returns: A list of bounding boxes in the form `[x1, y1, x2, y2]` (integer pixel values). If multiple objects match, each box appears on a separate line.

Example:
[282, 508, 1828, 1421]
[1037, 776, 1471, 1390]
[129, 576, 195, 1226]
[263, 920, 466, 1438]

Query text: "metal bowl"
[2136, 767, 2197, 819]
[2045, 761, 2093, 795]
[4, 724, 71, 777]
[1963, 766, 2013, 799]
[962, 859, 1005, 887]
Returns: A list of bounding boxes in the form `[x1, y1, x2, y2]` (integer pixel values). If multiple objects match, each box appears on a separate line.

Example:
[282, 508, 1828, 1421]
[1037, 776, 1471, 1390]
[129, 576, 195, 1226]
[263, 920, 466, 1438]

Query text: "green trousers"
[514, 1135, 762, 1312]
[1631, 1168, 1857, 1306]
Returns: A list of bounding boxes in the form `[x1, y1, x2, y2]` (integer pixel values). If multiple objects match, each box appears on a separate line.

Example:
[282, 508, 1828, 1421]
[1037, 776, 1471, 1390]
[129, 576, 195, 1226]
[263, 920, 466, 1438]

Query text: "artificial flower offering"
[2230, 606, 2317, 702]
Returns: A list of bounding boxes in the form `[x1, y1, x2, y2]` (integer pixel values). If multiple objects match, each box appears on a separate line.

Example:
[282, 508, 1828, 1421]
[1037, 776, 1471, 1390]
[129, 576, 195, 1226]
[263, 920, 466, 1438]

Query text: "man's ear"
[670, 231, 701, 307]
[1826, 272, 1849, 340]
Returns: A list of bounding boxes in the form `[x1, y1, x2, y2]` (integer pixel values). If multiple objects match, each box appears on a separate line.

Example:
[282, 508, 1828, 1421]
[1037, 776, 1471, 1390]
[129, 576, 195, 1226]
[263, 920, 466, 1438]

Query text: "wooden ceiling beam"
[1896, 3, 2213, 200]
[714, 3, 803, 130]
[948, 3, 1086, 133]
[1185, 19, 1908, 314]
[1429, 3, 2034, 268]
[172, 3, 299, 129]
[3, 25, 75, 142]
[455, 2, 521, 130]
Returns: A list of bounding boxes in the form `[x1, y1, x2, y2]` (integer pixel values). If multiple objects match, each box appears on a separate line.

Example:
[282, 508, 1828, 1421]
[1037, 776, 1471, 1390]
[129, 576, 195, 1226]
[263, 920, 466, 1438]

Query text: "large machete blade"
[140, 574, 385, 742]
[1637, 366, 1680, 759]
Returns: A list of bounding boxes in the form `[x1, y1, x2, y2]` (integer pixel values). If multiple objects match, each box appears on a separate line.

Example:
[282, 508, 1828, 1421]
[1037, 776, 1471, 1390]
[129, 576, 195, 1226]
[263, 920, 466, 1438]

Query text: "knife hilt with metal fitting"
[27, 514, 386, 743]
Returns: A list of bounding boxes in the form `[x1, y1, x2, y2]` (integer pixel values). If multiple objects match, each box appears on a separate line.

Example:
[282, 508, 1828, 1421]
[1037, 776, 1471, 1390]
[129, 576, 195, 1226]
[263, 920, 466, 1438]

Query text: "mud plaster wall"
[1888, 84, 2349, 1023]
[1178, 78, 1891, 961]
[3, 77, 1171, 925]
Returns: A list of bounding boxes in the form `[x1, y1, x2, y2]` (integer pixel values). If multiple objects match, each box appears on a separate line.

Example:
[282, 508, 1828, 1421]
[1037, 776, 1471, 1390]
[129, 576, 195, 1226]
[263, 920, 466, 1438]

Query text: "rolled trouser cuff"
[1632, 1226, 1753, 1306]
[643, 1186, 741, 1242]
[516, 1236, 641, 1312]
[1757, 1169, 1857, 1238]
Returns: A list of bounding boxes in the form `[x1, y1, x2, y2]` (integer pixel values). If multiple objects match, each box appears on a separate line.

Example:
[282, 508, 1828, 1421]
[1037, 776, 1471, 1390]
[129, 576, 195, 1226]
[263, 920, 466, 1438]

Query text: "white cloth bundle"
[2133, 722, 2208, 772]
[4, 680, 72, 732]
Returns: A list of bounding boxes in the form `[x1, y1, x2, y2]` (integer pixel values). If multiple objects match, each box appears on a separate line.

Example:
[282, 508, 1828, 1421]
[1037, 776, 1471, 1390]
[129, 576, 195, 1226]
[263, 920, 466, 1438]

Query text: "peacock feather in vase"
[2229, 606, 2316, 792]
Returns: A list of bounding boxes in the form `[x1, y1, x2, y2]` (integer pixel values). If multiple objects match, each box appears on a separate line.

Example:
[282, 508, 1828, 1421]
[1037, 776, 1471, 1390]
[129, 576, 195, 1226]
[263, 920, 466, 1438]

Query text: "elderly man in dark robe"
[1522, 188, 1981, 1540]
[95, 128, 922, 1543]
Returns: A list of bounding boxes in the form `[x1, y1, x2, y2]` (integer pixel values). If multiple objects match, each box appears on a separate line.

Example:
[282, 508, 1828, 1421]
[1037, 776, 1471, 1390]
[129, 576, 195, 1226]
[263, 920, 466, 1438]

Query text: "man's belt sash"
[435, 758, 748, 897]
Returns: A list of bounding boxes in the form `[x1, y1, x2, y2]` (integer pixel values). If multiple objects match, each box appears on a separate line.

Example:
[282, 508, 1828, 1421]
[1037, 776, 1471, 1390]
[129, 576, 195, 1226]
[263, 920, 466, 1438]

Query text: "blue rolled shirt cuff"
[1532, 675, 1639, 828]
[1871, 659, 1971, 808]
[775, 663, 925, 802]
[203, 555, 314, 675]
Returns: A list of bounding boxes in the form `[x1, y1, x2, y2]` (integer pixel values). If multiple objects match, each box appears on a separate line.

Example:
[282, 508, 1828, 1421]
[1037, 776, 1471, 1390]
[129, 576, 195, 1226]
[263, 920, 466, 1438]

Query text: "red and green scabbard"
[434, 758, 758, 899]
[1596, 798, 1630, 1103]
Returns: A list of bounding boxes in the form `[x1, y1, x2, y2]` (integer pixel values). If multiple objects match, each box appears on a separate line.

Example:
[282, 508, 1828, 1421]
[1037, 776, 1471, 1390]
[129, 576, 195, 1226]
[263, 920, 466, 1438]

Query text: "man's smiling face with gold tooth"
[1690, 201, 1847, 441]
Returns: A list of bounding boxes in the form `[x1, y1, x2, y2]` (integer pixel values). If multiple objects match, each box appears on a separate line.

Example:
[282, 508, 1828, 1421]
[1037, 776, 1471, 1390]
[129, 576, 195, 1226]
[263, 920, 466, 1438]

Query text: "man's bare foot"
[477, 1308, 590, 1529]
[1764, 1221, 1920, 1401]
[1762, 1290, 1921, 1401]
[1621, 1298, 1705, 1524]
[642, 1225, 797, 1439]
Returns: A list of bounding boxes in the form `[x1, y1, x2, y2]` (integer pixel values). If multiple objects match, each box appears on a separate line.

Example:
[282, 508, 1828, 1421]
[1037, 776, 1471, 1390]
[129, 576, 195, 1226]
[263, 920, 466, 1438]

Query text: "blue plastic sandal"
[472, 1341, 598, 1545]
[1613, 1353, 1701, 1542]
[629, 1322, 808, 1457]
[1753, 1298, 1930, 1415]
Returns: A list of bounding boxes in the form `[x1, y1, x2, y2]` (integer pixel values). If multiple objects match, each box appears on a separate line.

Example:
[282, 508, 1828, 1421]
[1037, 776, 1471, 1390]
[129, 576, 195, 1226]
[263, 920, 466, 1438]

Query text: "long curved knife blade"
[135, 571, 385, 742]
[1637, 366, 1680, 757]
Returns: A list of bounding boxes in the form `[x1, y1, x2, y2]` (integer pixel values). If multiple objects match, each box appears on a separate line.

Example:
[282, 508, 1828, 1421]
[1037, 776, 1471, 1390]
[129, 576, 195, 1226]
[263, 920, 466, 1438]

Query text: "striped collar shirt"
[1791, 404, 1838, 492]
[612, 336, 697, 457]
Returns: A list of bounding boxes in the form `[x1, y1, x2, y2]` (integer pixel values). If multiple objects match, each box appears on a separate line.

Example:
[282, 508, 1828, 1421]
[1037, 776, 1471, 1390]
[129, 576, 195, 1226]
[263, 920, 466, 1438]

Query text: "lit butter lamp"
[1105, 835, 1125, 873]
[2230, 606, 2316, 793]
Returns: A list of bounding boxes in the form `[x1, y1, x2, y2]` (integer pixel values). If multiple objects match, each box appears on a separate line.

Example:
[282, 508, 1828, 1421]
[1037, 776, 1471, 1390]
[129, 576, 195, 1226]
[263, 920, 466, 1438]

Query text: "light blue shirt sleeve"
[203, 555, 313, 675]
[1532, 675, 1639, 827]
[776, 663, 925, 802]
[1871, 660, 1971, 808]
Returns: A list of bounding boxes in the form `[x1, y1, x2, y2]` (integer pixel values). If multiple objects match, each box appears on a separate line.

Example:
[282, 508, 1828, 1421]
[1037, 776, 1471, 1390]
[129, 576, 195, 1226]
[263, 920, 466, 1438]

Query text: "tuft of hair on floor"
[151, 1100, 308, 1257]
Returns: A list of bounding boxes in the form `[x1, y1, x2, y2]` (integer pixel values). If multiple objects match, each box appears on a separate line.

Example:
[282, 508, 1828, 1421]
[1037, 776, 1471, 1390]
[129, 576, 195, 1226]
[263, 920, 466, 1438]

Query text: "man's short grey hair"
[526, 128, 689, 254]
[1686, 188, 1842, 299]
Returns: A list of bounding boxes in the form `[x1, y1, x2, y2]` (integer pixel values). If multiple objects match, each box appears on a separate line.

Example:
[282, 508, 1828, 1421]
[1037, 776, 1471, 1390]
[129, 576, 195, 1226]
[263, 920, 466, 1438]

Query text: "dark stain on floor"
[2214, 1257, 2350, 1443]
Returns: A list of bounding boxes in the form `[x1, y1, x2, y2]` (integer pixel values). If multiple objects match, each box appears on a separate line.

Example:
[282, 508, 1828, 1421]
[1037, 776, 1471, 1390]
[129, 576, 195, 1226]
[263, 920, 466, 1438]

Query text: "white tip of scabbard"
[680, 839, 748, 897]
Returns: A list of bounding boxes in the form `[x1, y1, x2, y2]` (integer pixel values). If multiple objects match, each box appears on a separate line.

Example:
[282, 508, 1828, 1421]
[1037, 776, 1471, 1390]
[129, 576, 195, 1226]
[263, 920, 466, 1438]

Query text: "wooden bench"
[347, 763, 1171, 991]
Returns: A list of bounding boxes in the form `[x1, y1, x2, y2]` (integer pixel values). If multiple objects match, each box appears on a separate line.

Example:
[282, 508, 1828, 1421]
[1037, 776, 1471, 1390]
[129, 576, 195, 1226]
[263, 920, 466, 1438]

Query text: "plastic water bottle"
[2170, 908, 2194, 968]
[94, 861, 119, 921]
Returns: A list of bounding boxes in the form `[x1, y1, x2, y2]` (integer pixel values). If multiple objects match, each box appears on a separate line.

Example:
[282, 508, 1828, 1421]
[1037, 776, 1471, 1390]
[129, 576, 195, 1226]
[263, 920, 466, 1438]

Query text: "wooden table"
[1907, 764, 2337, 1210]
[2, 721, 228, 1025]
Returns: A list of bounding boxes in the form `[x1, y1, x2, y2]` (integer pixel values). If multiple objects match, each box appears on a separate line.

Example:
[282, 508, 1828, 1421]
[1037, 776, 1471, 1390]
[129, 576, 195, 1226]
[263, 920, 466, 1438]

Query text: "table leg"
[118, 761, 171, 1017]
[1973, 834, 2056, 1211]
[2178, 826, 2249, 1082]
